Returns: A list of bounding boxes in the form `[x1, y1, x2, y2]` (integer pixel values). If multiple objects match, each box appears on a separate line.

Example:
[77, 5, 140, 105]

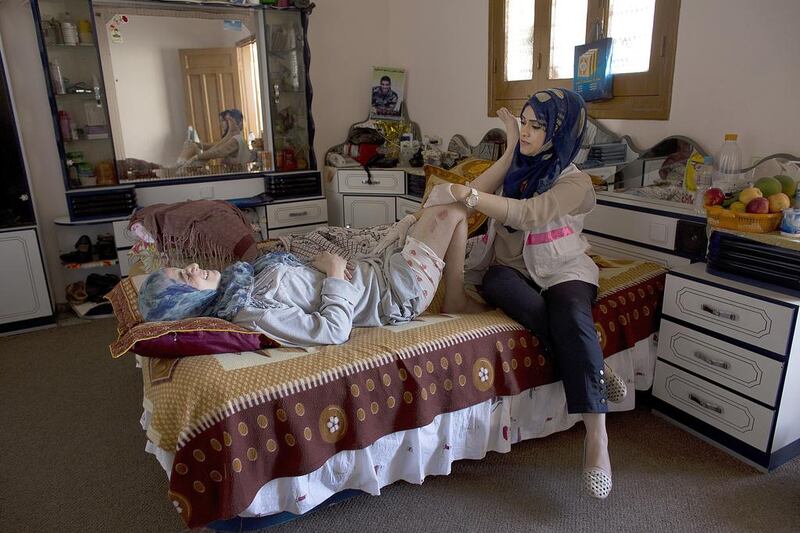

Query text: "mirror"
[94, 0, 269, 180]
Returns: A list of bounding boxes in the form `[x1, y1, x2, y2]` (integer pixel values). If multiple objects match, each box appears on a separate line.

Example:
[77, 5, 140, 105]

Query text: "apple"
[745, 197, 770, 214]
[704, 187, 725, 206]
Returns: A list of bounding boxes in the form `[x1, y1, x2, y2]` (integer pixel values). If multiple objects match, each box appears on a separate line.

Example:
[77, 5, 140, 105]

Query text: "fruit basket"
[705, 206, 783, 233]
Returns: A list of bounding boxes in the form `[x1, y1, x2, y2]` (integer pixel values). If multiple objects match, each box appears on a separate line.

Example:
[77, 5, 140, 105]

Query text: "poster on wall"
[573, 38, 613, 101]
[369, 66, 405, 120]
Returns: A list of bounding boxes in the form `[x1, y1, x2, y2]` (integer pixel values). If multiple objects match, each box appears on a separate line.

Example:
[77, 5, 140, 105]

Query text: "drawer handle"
[288, 211, 309, 217]
[700, 303, 738, 321]
[693, 351, 731, 370]
[361, 179, 382, 185]
[689, 393, 724, 414]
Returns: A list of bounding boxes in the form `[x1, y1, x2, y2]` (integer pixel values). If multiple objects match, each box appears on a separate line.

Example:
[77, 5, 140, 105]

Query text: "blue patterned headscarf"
[138, 251, 305, 322]
[502, 88, 587, 201]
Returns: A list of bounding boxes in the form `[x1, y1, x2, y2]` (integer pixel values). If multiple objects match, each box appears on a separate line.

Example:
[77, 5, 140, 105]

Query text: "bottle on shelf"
[693, 156, 713, 214]
[78, 19, 93, 45]
[58, 110, 72, 140]
[61, 12, 79, 46]
[49, 59, 66, 94]
[712, 133, 742, 194]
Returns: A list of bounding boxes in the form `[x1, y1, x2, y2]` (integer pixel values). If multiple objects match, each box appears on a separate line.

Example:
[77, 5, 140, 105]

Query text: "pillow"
[108, 316, 278, 359]
[422, 159, 492, 235]
[105, 275, 279, 359]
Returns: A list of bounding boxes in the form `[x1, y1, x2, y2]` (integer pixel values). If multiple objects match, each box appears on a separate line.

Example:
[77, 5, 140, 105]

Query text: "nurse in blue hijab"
[423, 88, 618, 500]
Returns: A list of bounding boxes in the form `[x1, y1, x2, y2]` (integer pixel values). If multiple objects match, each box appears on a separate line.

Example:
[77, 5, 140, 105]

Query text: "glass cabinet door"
[263, 8, 313, 171]
[0, 46, 35, 228]
[33, 0, 117, 190]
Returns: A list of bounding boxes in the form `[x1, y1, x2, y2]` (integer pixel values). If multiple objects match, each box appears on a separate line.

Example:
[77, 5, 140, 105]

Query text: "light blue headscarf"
[138, 251, 305, 322]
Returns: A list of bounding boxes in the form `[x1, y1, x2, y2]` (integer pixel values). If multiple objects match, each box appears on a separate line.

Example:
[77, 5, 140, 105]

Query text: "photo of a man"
[369, 67, 405, 120]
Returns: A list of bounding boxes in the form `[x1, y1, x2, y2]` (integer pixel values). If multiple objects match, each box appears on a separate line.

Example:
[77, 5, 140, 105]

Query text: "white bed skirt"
[142, 334, 656, 518]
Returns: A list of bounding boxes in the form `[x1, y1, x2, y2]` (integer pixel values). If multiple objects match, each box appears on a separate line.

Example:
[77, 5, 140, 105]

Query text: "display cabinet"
[31, 0, 318, 223]
[264, 7, 315, 171]
[0, 31, 55, 333]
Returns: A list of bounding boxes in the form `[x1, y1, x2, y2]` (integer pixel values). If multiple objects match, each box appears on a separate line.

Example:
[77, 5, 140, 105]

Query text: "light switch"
[649, 222, 667, 244]
[200, 186, 214, 199]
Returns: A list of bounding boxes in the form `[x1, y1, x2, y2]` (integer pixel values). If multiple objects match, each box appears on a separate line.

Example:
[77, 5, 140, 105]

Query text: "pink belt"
[526, 226, 574, 245]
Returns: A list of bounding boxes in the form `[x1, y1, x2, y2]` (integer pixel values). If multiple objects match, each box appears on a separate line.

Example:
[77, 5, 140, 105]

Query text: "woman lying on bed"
[138, 202, 488, 347]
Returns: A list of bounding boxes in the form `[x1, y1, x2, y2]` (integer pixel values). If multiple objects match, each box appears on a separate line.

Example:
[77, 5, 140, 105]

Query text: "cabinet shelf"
[64, 136, 110, 143]
[70, 301, 114, 319]
[46, 43, 95, 49]
[61, 258, 118, 269]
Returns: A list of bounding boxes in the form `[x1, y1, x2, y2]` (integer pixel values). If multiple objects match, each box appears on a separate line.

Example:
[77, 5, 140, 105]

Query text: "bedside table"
[652, 262, 800, 471]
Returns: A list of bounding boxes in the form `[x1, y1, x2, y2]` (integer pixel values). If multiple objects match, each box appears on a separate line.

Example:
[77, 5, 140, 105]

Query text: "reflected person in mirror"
[179, 109, 254, 168]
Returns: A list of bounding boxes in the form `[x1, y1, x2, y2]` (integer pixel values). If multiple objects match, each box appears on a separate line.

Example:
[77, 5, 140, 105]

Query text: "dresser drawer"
[657, 319, 784, 406]
[112, 219, 137, 249]
[396, 197, 421, 220]
[266, 199, 327, 230]
[662, 274, 795, 356]
[338, 170, 405, 194]
[653, 360, 775, 451]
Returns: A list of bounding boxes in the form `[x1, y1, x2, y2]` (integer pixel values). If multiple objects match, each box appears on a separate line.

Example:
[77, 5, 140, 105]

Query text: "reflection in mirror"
[94, 1, 269, 181]
[613, 136, 706, 204]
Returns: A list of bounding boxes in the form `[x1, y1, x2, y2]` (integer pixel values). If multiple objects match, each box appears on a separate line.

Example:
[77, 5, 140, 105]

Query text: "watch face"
[466, 191, 478, 208]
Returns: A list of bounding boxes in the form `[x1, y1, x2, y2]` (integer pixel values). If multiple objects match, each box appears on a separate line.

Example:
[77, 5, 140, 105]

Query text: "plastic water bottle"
[713, 133, 742, 194]
[694, 156, 713, 213]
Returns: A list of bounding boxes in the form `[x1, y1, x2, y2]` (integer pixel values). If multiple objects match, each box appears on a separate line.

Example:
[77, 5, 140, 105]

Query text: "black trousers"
[481, 265, 608, 414]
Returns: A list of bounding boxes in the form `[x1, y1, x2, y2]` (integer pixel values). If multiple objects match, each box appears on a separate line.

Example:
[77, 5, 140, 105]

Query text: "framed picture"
[369, 66, 405, 120]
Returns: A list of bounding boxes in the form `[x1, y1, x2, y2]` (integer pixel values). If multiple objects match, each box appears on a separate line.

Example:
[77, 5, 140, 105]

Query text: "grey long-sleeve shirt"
[232, 251, 422, 347]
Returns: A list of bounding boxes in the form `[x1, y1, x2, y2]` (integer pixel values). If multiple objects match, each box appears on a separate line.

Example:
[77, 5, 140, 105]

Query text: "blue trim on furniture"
[0, 314, 55, 335]
[662, 315, 789, 363]
[666, 270, 799, 311]
[596, 197, 707, 222]
[207, 489, 364, 531]
[583, 229, 676, 254]
[656, 357, 777, 413]
[651, 397, 774, 470]
[131, 172, 268, 188]
[706, 265, 800, 300]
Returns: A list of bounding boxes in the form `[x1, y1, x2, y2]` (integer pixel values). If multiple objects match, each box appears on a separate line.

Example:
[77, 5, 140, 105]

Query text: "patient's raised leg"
[408, 204, 489, 314]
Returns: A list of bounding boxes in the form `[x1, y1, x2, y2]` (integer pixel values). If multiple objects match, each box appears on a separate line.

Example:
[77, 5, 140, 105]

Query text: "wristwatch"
[464, 187, 479, 208]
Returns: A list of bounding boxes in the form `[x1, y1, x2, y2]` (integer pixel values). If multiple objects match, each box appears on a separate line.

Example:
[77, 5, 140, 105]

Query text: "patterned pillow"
[108, 316, 278, 359]
[422, 159, 491, 235]
[105, 275, 279, 358]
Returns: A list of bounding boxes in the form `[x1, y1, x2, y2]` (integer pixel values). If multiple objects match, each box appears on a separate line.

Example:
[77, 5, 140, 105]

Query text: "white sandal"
[583, 466, 613, 499]
[603, 363, 627, 403]
[582, 441, 613, 499]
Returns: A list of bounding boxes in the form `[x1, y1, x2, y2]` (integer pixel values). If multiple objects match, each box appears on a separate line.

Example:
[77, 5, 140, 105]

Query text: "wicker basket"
[705, 206, 782, 233]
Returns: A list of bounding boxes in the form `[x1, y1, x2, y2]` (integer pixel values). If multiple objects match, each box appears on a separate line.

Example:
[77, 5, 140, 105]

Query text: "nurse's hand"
[423, 183, 457, 208]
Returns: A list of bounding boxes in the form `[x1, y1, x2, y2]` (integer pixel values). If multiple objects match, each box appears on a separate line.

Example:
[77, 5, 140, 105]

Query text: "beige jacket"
[466, 164, 598, 289]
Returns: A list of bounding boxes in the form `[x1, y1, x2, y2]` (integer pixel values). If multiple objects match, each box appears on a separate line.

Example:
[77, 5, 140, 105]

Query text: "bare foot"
[442, 294, 492, 314]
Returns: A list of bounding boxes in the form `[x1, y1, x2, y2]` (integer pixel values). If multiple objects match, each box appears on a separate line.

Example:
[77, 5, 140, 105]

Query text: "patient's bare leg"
[408, 204, 489, 314]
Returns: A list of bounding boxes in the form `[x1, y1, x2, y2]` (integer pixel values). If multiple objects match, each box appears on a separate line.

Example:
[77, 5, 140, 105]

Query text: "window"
[488, 0, 680, 120]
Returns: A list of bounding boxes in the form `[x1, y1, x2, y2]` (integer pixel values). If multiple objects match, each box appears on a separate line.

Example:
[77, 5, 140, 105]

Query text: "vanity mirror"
[93, 0, 269, 181]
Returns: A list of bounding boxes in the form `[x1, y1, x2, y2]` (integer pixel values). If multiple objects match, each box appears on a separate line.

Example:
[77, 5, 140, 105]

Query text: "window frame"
[488, 0, 681, 120]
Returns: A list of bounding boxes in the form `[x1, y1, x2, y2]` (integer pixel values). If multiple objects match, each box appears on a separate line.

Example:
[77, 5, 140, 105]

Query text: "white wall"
[311, 0, 800, 163]
[106, 15, 250, 165]
[307, 0, 390, 163]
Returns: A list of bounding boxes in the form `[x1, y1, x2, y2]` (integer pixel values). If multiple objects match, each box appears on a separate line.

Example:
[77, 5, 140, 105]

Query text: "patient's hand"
[313, 251, 351, 280]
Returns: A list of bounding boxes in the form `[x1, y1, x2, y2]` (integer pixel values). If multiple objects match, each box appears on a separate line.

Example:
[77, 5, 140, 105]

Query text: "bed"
[116, 255, 666, 528]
